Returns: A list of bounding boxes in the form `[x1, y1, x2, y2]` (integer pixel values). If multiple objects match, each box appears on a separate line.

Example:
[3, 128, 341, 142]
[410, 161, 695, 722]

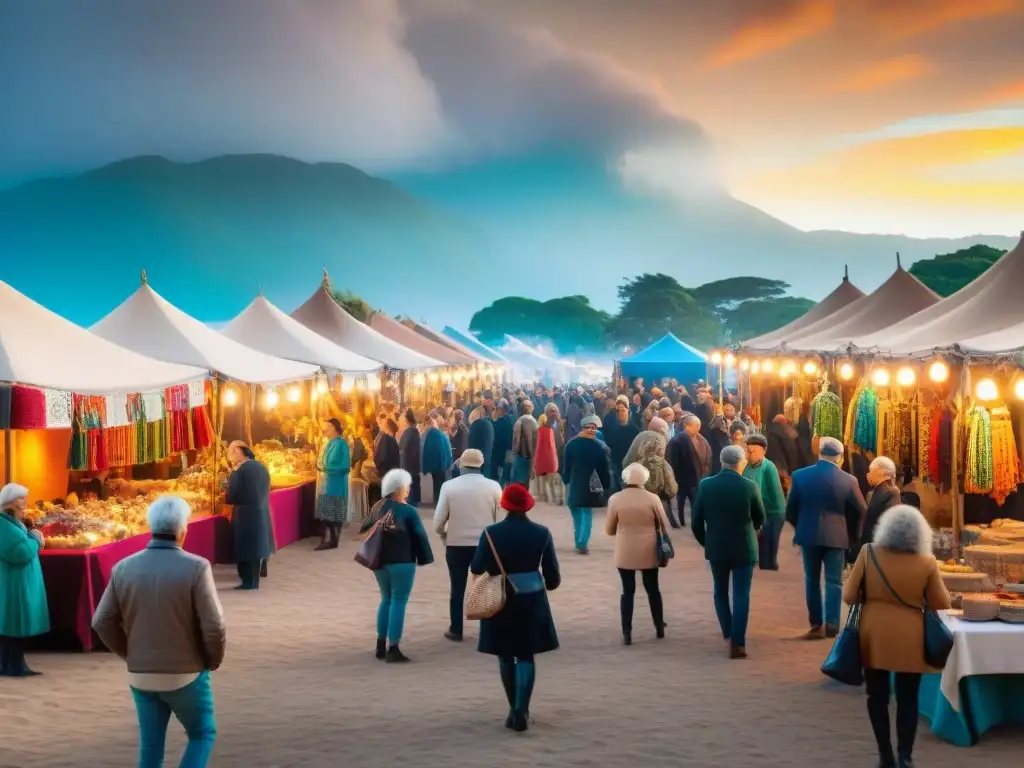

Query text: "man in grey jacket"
[93, 494, 226, 767]
[434, 449, 502, 642]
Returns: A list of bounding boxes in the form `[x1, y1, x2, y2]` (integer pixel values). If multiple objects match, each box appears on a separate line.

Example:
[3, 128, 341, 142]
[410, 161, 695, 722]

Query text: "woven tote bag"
[465, 530, 509, 620]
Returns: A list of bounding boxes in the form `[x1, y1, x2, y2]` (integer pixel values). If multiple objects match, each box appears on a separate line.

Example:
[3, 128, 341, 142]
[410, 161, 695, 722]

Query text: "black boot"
[386, 645, 410, 663]
[0, 638, 13, 676]
[499, 659, 517, 728]
[649, 591, 665, 638]
[4, 638, 39, 677]
[329, 525, 340, 549]
[260, 559, 268, 579]
[314, 524, 332, 551]
[867, 690, 894, 768]
[512, 660, 535, 731]
[620, 594, 634, 645]
[375, 638, 387, 660]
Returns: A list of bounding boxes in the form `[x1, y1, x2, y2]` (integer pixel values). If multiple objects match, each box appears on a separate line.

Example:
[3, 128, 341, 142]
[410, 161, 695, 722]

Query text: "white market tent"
[781, 260, 940, 353]
[91, 275, 318, 384]
[742, 269, 864, 351]
[221, 295, 381, 373]
[0, 281, 206, 394]
[846, 232, 1024, 356]
[290, 277, 442, 370]
[501, 334, 587, 383]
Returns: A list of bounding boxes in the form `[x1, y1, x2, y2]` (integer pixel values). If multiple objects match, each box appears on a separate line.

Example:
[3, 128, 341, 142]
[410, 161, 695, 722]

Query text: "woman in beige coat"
[605, 463, 672, 646]
[842, 504, 951, 768]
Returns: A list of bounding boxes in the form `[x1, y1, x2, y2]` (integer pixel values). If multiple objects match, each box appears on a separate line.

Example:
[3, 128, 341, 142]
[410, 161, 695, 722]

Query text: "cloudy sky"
[1, 0, 1022, 237]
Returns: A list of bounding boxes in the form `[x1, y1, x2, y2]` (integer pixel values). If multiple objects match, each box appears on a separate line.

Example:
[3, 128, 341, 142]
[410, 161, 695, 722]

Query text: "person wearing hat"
[470, 484, 560, 732]
[225, 441, 273, 590]
[743, 434, 786, 571]
[433, 449, 502, 642]
[0, 483, 49, 676]
[561, 414, 611, 554]
[785, 436, 866, 639]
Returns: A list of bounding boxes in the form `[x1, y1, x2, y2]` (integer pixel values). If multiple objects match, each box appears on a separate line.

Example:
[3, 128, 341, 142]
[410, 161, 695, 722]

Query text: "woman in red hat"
[470, 483, 561, 732]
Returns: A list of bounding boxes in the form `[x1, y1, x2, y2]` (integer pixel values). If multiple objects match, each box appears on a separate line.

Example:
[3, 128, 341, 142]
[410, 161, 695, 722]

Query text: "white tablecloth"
[940, 611, 1024, 712]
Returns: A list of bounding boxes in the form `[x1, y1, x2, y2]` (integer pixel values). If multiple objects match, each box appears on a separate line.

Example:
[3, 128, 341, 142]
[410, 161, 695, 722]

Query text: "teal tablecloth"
[919, 672, 1024, 746]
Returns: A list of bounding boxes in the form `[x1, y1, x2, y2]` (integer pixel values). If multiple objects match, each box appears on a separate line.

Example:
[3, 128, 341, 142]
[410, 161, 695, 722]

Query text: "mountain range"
[0, 154, 1015, 329]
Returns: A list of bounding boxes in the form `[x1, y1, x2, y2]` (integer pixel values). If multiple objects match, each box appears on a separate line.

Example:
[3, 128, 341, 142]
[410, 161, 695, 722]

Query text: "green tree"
[608, 273, 723, 351]
[908, 244, 1006, 297]
[690, 276, 790, 310]
[331, 289, 374, 322]
[469, 295, 611, 354]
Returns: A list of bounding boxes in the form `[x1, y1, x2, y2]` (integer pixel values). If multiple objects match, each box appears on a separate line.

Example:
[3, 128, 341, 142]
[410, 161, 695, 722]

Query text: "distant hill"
[0, 153, 1016, 328]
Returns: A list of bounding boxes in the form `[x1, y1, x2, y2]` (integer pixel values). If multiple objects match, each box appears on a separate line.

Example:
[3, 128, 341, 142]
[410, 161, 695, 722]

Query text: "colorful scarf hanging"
[852, 386, 878, 455]
[104, 425, 135, 468]
[68, 416, 89, 471]
[86, 428, 110, 472]
[843, 382, 865, 449]
[44, 388, 73, 428]
[192, 406, 214, 450]
[143, 390, 165, 422]
[990, 408, 1020, 506]
[964, 406, 993, 495]
[166, 384, 189, 412]
[105, 393, 131, 427]
[10, 385, 47, 429]
[127, 393, 145, 423]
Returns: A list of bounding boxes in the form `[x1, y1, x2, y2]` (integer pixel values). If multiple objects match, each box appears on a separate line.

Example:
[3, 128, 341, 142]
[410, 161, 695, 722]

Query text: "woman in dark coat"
[856, 455, 902, 556]
[399, 409, 422, 507]
[765, 414, 806, 494]
[226, 441, 273, 590]
[561, 415, 612, 554]
[468, 406, 496, 480]
[471, 483, 560, 732]
[449, 410, 470, 477]
[372, 418, 402, 509]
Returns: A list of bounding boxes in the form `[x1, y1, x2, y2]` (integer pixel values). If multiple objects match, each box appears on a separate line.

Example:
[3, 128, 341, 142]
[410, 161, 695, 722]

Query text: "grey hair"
[146, 494, 191, 535]
[870, 456, 897, 478]
[381, 468, 413, 498]
[873, 504, 934, 556]
[622, 462, 650, 486]
[720, 444, 746, 468]
[818, 436, 845, 463]
[0, 483, 29, 510]
[680, 414, 701, 428]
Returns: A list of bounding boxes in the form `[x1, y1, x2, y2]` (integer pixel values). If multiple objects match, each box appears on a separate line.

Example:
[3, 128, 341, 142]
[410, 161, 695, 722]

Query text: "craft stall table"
[35, 482, 315, 651]
[918, 611, 1024, 746]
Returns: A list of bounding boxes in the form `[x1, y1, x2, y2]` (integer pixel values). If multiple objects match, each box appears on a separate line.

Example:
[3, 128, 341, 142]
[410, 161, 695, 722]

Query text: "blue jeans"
[569, 507, 593, 550]
[758, 516, 784, 570]
[709, 562, 754, 647]
[374, 562, 417, 645]
[131, 670, 216, 768]
[801, 545, 845, 628]
[511, 455, 532, 486]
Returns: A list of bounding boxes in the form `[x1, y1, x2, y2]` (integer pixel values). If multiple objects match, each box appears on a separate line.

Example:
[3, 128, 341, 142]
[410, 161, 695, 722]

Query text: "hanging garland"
[844, 382, 866, 449]
[990, 408, 1020, 506]
[852, 386, 879, 454]
[810, 390, 843, 440]
[964, 406, 993, 495]
[917, 404, 932, 483]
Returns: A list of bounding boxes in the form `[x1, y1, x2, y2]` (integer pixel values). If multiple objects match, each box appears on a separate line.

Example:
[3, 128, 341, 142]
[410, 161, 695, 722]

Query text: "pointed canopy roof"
[405, 321, 482, 362]
[0, 281, 206, 394]
[742, 268, 864, 350]
[620, 332, 708, 364]
[442, 327, 507, 362]
[368, 313, 475, 366]
[848, 232, 1024, 354]
[290, 279, 441, 369]
[782, 259, 940, 352]
[221, 295, 380, 373]
[91, 276, 317, 384]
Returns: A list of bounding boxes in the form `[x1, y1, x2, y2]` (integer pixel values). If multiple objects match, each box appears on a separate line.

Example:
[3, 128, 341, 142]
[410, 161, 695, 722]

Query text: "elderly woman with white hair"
[843, 505, 950, 768]
[858, 455, 902, 555]
[786, 435, 867, 640]
[93, 494, 225, 766]
[605, 464, 672, 645]
[359, 468, 435, 663]
[0, 483, 49, 676]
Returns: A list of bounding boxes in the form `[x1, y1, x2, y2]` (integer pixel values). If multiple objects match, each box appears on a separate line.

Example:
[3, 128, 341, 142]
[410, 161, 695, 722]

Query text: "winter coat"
[317, 436, 350, 499]
[0, 512, 50, 638]
[374, 433, 402, 479]
[513, 414, 538, 459]
[785, 460, 867, 550]
[692, 469, 766, 566]
[399, 427, 421, 475]
[561, 435, 611, 508]
[766, 416, 806, 477]
[603, 416, 640, 472]
[421, 427, 453, 475]
[226, 459, 273, 564]
[668, 431, 712, 494]
[743, 458, 786, 519]
[468, 417, 495, 475]
[857, 482, 902, 555]
[450, 422, 470, 462]
[605, 486, 673, 570]
[533, 424, 559, 475]
[492, 415, 514, 469]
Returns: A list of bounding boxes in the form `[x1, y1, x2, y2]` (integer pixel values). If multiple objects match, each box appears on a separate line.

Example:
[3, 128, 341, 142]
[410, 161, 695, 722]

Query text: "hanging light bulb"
[750, 360, 761, 375]
[222, 387, 239, 407]
[724, 353, 737, 368]
[287, 385, 302, 403]
[1014, 379, 1024, 401]
[429, 372, 439, 383]
[710, 351, 723, 365]
[317, 379, 329, 394]
[413, 372, 426, 388]
[739, 358, 750, 372]
[975, 378, 998, 402]
[367, 374, 381, 392]
[264, 389, 279, 408]
[871, 368, 890, 387]
[340, 377, 354, 394]
[896, 366, 916, 387]
[443, 370, 453, 382]
[454, 370, 465, 383]
[802, 360, 818, 376]
[928, 361, 949, 383]
[762, 359, 774, 374]
[839, 362, 854, 381]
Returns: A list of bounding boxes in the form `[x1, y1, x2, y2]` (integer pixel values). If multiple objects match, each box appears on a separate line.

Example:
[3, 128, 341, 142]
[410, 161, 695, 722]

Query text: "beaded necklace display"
[989, 407, 1020, 506]
[811, 390, 843, 440]
[852, 386, 879, 456]
[964, 406, 993, 494]
[917, 403, 932, 484]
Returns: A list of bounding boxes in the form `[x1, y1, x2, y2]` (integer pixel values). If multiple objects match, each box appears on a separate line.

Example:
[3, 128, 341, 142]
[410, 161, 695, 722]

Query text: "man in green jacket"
[743, 434, 786, 571]
[692, 445, 766, 659]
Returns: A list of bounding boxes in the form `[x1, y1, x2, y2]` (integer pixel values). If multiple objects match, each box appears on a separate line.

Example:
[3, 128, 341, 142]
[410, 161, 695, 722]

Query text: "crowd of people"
[0, 376, 952, 768]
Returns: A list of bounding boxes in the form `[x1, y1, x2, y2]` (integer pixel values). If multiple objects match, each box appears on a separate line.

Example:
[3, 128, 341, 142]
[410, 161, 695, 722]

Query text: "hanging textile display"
[989, 407, 1020, 506]
[166, 384, 189, 412]
[104, 425, 136, 467]
[883, 401, 915, 472]
[843, 382, 865, 449]
[852, 386, 879, 456]
[810, 390, 843, 440]
[187, 380, 205, 409]
[68, 416, 88, 471]
[192, 405, 214, 449]
[105, 393, 131, 427]
[964, 406, 993, 495]
[43, 388, 74, 428]
[929, 405, 954, 491]
[9, 385, 47, 429]
[143, 390, 165, 422]
[917, 404, 932, 484]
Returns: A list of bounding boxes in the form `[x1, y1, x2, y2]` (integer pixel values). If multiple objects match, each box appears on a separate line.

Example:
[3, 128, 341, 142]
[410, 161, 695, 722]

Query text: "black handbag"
[654, 508, 675, 568]
[866, 544, 954, 669]
[821, 600, 864, 686]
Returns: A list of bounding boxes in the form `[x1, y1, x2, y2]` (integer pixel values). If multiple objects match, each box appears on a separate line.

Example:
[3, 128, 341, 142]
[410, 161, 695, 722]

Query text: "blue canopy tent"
[442, 326, 507, 363]
[618, 333, 708, 385]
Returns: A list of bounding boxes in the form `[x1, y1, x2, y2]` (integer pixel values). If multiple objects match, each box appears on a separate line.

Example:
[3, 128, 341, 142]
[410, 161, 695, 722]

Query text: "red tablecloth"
[35, 482, 314, 651]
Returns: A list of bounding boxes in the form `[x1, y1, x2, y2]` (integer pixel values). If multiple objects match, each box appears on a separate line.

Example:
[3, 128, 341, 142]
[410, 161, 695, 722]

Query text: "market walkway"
[5, 503, 1022, 767]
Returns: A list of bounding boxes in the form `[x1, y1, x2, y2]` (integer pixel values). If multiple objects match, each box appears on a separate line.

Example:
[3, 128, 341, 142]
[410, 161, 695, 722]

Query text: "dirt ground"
[3, 502, 1022, 767]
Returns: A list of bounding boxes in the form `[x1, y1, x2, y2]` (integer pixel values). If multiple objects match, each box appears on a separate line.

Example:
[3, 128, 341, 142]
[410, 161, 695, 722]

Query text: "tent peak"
[896, 252, 902, 269]
[321, 267, 331, 288]
[843, 264, 849, 281]
[257, 283, 263, 297]
[140, 269, 148, 285]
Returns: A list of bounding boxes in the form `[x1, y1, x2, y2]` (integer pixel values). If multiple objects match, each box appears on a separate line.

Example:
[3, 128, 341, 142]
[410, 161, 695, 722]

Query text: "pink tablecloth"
[36, 482, 314, 651]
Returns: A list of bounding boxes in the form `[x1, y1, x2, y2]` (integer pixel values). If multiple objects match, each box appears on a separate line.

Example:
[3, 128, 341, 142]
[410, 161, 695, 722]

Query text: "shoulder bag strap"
[483, 528, 509, 579]
[866, 544, 920, 612]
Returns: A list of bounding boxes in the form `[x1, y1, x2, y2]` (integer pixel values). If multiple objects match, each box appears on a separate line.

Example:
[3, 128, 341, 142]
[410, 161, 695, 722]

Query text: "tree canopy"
[330, 289, 374, 322]
[469, 295, 611, 354]
[908, 244, 1006, 297]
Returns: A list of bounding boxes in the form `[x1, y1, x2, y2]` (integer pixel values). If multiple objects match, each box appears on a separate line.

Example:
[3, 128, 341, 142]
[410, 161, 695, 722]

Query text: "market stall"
[369, 312, 476, 366]
[618, 332, 709, 386]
